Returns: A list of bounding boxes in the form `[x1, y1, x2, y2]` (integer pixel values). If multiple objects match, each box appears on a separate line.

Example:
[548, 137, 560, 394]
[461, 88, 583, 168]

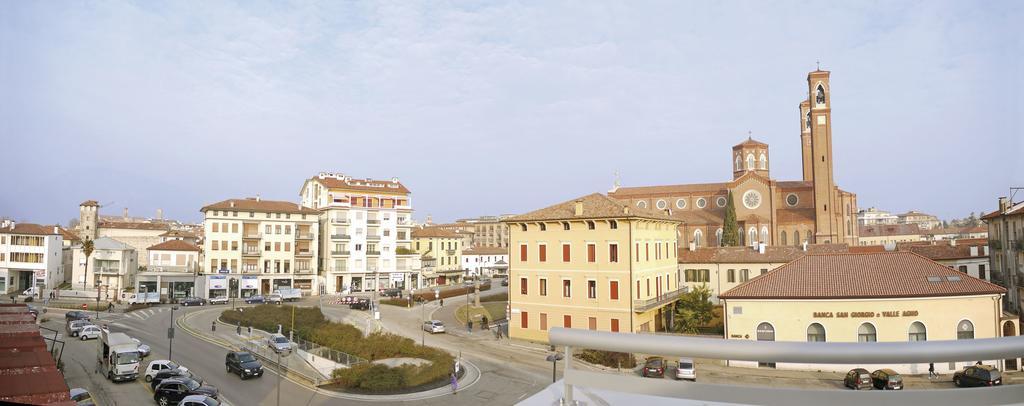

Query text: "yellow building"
[720, 251, 1020, 374]
[503, 193, 681, 344]
[412, 227, 463, 286]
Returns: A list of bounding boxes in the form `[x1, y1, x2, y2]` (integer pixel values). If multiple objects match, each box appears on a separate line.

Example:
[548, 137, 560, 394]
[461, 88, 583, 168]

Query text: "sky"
[1, 1, 1021, 226]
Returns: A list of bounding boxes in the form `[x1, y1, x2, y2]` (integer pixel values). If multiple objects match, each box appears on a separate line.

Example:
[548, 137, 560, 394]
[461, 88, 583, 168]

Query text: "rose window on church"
[786, 193, 799, 207]
[742, 190, 762, 210]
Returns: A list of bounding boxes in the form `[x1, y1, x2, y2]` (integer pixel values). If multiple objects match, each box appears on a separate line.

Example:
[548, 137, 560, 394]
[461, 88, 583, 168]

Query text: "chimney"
[256, 194, 261, 202]
[122, 207, 129, 220]
[801, 241, 808, 251]
[574, 200, 583, 216]
[999, 196, 1009, 212]
[229, 201, 235, 208]
[758, 243, 766, 254]
[53, 226, 59, 235]
[156, 208, 163, 220]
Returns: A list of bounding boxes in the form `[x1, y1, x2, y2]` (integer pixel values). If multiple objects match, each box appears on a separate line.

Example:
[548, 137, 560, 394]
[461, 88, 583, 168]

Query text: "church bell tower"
[808, 69, 839, 243]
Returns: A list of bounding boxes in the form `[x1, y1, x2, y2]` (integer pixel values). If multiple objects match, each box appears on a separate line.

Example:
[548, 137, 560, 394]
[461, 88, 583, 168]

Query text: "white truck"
[98, 331, 141, 382]
[122, 292, 160, 305]
[273, 288, 302, 302]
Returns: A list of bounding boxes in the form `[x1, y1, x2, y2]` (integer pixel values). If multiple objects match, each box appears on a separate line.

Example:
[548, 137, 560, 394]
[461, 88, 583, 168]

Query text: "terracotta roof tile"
[98, 221, 172, 231]
[734, 137, 768, 147]
[462, 246, 509, 255]
[311, 175, 410, 194]
[79, 200, 99, 207]
[200, 198, 318, 215]
[609, 182, 730, 198]
[411, 227, 460, 238]
[0, 223, 58, 236]
[667, 210, 724, 225]
[159, 230, 196, 238]
[148, 240, 200, 252]
[505, 193, 678, 223]
[858, 223, 922, 237]
[679, 244, 849, 264]
[719, 251, 1006, 300]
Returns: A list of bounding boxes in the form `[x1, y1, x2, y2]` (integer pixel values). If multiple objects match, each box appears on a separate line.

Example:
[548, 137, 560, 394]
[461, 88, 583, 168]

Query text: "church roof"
[776, 181, 813, 189]
[609, 182, 729, 197]
[505, 193, 677, 223]
[733, 137, 768, 148]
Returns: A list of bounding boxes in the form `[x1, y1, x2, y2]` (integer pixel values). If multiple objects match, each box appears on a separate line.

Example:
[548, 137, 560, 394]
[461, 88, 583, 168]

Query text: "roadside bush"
[220, 305, 327, 338]
[359, 364, 406, 392]
[481, 292, 508, 303]
[412, 283, 491, 302]
[379, 298, 409, 307]
[576, 349, 637, 369]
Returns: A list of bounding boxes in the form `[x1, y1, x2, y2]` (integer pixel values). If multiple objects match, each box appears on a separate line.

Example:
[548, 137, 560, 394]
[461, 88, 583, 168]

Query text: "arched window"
[805, 111, 811, 129]
[760, 227, 769, 244]
[815, 84, 825, 105]
[781, 230, 787, 246]
[738, 229, 744, 246]
[759, 154, 767, 170]
[756, 322, 776, 368]
[909, 321, 927, 341]
[748, 227, 757, 246]
[716, 228, 723, 247]
[735, 155, 742, 171]
[858, 323, 877, 342]
[746, 154, 755, 170]
[693, 229, 703, 248]
[957, 320, 974, 340]
[806, 323, 826, 342]
[794, 230, 801, 246]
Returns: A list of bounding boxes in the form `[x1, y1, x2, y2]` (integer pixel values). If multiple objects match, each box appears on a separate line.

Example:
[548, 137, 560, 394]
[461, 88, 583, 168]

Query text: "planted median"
[220, 305, 455, 394]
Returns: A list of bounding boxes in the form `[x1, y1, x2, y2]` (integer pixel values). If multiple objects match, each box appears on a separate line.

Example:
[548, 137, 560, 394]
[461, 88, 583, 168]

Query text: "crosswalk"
[130, 307, 169, 321]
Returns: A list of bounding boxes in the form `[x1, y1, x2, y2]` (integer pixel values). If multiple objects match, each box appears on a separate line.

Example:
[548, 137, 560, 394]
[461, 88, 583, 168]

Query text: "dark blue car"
[244, 295, 265, 304]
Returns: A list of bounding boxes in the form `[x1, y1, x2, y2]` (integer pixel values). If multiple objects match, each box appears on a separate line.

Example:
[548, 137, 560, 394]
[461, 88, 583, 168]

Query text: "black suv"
[225, 351, 264, 379]
[153, 377, 218, 406]
[349, 298, 371, 310]
[954, 365, 1002, 387]
[65, 310, 91, 322]
[151, 368, 204, 390]
[244, 295, 265, 304]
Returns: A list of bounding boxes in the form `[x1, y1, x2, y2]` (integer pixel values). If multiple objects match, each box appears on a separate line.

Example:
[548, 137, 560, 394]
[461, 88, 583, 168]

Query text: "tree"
[721, 191, 739, 246]
[82, 239, 94, 290]
[672, 284, 714, 334]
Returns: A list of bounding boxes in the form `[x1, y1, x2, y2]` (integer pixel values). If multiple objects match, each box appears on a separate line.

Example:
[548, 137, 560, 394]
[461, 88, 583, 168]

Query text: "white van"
[675, 357, 696, 381]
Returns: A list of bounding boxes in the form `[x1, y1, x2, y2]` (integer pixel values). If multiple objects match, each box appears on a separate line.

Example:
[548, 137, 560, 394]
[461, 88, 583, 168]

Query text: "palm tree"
[82, 238, 96, 316]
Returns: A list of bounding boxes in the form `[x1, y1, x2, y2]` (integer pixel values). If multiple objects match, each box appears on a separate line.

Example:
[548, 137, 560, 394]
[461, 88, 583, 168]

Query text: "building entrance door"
[1005, 321, 1019, 371]
[757, 322, 776, 368]
[261, 280, 271, 295]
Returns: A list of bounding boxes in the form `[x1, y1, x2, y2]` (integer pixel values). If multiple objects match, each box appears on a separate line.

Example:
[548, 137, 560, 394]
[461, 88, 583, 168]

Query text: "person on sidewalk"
[467, 320, 473, 332]
[928, 363, 936, 379]
[236, 323, 242, 335]
[212, 321, 216, 332]
[481, 316, 489, 330]
[450, 372, 458, 394]
[107, 302, 114, 312]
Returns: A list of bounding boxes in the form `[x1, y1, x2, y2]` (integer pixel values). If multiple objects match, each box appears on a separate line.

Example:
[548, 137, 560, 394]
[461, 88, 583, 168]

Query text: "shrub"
[481, 292, 508, 303]
[576, 349, 636, 368]
[412, 283, 491, 302]
[220, 305, 327, 339]
[359, 364, 406, 392]
[379, 298, 409, 307]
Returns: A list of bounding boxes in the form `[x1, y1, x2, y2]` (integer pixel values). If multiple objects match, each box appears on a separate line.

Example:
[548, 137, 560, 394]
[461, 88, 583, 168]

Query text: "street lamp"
[168, 305, 179, 361]
[276, 348, 291, 406]
[546, 352, 564, 383]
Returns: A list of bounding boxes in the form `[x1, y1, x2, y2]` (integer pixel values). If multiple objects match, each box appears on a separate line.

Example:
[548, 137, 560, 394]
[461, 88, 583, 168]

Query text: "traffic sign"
[81, 303, 87, 310]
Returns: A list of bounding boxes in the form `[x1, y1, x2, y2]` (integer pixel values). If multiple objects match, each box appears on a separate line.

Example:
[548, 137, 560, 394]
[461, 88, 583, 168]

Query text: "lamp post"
[276, 348, 290, 406]
[421, 297, 426, 346]
[168, 305, 179, 361]
[546, 352, 564, 383]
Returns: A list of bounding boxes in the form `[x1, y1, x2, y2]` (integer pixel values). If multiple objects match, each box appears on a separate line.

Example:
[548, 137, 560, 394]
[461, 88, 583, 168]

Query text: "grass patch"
[481, 292, 507, 303]
[454, 302, 506, 325]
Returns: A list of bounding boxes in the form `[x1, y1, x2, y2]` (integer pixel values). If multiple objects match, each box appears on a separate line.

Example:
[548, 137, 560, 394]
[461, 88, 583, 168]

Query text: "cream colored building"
[412, 227, 463, 286]
[720, 251, 1019, 374]
[983, 196, 1024, 315]
[679, 244, 849, 303]
[300, 172, 416, 293]
[136, 239, 201, 302]
[200, 197, 320, 298]
[503, 193, 681, 344]
[857, 223, 924, 246]
[71, 237, 137, 301]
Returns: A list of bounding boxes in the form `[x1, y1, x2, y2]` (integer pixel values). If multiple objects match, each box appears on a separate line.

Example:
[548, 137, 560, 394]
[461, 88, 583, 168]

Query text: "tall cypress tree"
[721, 191, 739, 246]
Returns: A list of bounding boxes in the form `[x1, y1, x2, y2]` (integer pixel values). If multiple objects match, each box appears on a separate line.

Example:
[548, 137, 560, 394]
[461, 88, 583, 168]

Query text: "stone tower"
[731, 138, 770, 180]
[799, 100, 813, 182]
[78, 200, 99, 241]
[807, 70, 840, 243]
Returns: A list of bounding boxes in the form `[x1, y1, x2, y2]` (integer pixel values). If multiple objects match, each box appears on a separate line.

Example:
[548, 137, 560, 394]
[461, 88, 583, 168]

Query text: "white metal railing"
[545, 328, 1024, 406]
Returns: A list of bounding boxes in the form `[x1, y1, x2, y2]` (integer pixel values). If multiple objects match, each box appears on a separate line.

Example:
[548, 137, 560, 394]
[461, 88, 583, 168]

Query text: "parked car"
[266, 294, 283, 305]
[244, 295, 265, 305]
[23, 286, 39, 297]
[422, 320, 445, 333]
[177, 394, 221, 406]
[500, 279, 508, 287]
[66, 320, 93, 337]
[642, 357, 666, 378]
[151, 368, 204, 390]
[153, 377, 218, 406]
[179, 297, 206, 307]
[79, 325, 103, 340]
[209, 296, 229, 305]
[65, 310, 91, 322]
[145, 360, 186, 382]
[675, 357, 696, 380]
[267, 334, 292, 353]
[954, 365, 1002, 387]
[69, 388, 95, 406]
[844, 368, 872, 390]
[349, 298, 370, 310]
[870, 368, 903, 390]
[132, 338, 151, 358]
[225, 351, 264, 379]
[382, 288, 402, 298]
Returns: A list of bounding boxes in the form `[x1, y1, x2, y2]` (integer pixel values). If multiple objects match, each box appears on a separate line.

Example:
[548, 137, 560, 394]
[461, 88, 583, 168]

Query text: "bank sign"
[209, 275, 227, 290]
[813, 310, 920, 318]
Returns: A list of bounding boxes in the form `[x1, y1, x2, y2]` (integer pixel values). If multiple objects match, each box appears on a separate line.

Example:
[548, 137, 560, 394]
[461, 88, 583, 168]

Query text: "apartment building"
[200, 198, 320, 298]
[449, 215, 513, 248]
[983, 196, 1024, 313]
[857, 223, 924, 246]
[857, 207, 898, 226]
[136, 239, 201, 302]
[897, 210, 941, 230]
[300, 172, 416, 293]
[503, 193, 681, 344]
[412, 227, 463, 286]
[461, 246, 509, 278]
[71, 237, 137, 301]
[0, 222, 64, 295]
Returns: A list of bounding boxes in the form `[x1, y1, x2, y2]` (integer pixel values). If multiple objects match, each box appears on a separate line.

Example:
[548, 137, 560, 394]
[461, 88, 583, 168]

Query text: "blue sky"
[1, 1, 1021, 225]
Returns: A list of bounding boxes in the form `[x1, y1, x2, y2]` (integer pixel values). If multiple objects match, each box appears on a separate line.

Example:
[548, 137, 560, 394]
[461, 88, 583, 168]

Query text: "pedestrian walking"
[439, 298, 444, 307]
[481, 315, 489, 329]
[928, 363, 936, 379]
[236, 323, 242, 335]
[107, 302, 114, 312]
[212, 321, 217, 332]
[450, 372, 458, 394]
[248, 324, 252, 336]
[468, 320, 473, 332]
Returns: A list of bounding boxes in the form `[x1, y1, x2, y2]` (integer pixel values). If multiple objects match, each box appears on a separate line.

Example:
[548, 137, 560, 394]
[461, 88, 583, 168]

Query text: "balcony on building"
[633, 286, 687, 313]
[366, 233, 381, 241]
[295, 247, 313, 257]
[242, 224, 261, 239]
[331, 250, 351, 256]
[295, 227, 314, 240]
[331, 217, 349, 225]
[367, 219, 381, 225]
[366, 250, 381, 256]
[330, 234, 351, 240]
[242, 246, 261, 257]
[242, 261, 259, 274]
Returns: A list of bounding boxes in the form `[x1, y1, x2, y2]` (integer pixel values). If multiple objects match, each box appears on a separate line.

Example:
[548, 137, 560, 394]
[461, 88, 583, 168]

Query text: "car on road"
[66, 319, 93, 337]
[179, 297, 206, 307]
[675, 357, 696, 381]
[266, 294, 283, 305]
[642, 357, 666, 378]
[954, 365, 1002, 387]
[79, 325, 103, 340]
[226, 351, 264, 379]
[422, 320, 445, 333]
[500, 279, 508, 286]
[349, 298, 370, 310]
[132, 338, 151, 358]
[244, 295, 265, 305]
[154, 377, 218, 406]
[844, 368, 872, 390]
[23, 286, 39, 297]
[177, 394, 221, 406]
[69, 387, 95, 406]
[267, 334, 292, 353]
[870, 368, 903, 390]
[382, 288, 402, 298]
[65, 310, 91, 322]
[151, 368, 204, 390]
[145, 360, 186, 382]
[208, 296, 229, 305]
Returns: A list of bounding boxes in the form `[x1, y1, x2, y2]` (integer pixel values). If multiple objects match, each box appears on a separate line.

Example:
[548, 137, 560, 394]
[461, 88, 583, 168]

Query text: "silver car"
[209, 296, 229, 305]
[67, 320, 93, 337]
[267, 334, 291, 353]
[79, 325, 103, 340]
[267, 294, 283, 305]
[422, 320, 445, 334]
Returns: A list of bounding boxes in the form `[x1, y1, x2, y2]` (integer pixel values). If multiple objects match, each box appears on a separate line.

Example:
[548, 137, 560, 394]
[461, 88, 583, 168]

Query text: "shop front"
[240, 275, 259, 298]
[390, 272, 406, 290]
[294, 278, 313, 295]
[208, 275, 228, 299]
[136, 272, 198, 302]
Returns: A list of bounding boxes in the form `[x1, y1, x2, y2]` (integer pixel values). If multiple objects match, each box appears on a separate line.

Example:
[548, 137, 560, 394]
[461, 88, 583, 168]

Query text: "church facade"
[609, 70, 859, 248]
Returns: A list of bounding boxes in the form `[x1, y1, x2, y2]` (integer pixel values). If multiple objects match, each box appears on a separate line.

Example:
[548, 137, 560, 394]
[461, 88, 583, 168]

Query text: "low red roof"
[719, 251, 1006, 300]
[148, 239, 200, 252]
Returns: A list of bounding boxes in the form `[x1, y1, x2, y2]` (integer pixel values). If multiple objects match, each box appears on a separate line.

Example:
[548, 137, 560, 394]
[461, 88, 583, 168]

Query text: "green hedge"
[576, 349, 637, 368]
[222, 305, 453, 393]
[412, 283, 491, 302]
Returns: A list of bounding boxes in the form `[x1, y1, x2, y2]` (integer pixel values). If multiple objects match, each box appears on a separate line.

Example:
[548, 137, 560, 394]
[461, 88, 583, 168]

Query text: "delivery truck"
[122, 291, 160, 305]
[98, 330, 141, 382]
